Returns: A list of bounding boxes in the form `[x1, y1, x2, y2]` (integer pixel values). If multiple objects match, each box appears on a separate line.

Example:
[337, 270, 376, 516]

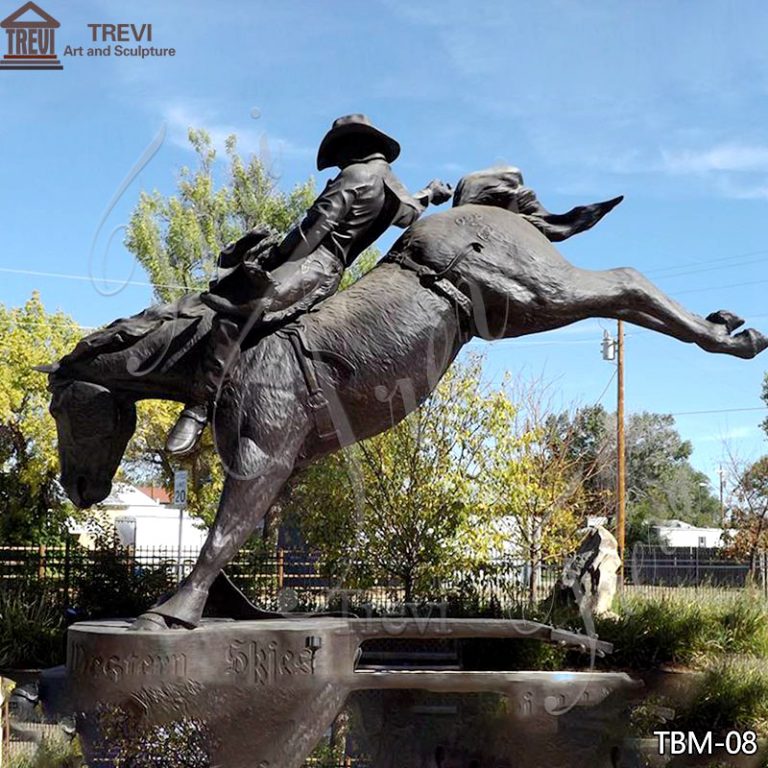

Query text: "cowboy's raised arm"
[387, 177, 453, 229]
[414, 179, 453, 209]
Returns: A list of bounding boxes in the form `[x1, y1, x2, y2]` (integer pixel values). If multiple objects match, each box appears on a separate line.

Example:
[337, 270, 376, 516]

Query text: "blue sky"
[2, 0, 768, 490]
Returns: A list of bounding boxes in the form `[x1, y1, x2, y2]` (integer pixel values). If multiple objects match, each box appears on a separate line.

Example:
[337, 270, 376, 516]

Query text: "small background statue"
[561, 526, 622, 618]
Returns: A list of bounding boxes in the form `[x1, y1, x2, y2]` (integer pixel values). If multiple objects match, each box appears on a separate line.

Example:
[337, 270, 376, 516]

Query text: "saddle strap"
[280, 324, 342, 441]
[431, 277, 474, 326]
[391, 243, 478, 338]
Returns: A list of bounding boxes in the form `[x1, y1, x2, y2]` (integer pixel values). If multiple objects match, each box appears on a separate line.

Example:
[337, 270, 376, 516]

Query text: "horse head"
[47, 375, 137, 507]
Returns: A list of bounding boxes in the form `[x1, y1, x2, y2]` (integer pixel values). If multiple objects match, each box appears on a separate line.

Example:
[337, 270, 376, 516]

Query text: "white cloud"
[713, 178, 768, 201]
[699, 425, 759, 443]
[162, 103, 313, 164]
[662, 144, 768, 175]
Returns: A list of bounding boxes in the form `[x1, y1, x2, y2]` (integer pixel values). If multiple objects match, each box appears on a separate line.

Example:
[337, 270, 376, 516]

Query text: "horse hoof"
[707, 310, 745, 334]
[128, 613, 170, 632]
[733, 329, 768, 359]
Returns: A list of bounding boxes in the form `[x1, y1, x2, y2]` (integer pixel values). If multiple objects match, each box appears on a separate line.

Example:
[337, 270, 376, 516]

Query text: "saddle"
[204, 226, 477, 443]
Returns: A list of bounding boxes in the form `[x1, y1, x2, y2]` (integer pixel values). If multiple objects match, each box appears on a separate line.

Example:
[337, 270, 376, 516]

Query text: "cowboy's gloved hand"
[425, 179, 453, 205]
[218, 226, 274, 269]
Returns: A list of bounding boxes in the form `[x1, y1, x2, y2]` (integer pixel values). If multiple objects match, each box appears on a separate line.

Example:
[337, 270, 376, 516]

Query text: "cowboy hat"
[316, 114, 400, 170]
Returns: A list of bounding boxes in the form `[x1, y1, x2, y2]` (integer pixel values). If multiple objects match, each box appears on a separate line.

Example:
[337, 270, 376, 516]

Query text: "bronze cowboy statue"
[42, 119, 768, 630]
[165, 114, 454, 455]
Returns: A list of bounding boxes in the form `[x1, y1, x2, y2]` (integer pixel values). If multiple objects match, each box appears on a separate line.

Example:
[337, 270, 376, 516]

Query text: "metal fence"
[0, 544, 563, 613]
[627, 544, 763, 586]
[0, 543, 761, 613]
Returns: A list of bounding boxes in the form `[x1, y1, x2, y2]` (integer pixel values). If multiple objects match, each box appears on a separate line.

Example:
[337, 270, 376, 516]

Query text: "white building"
[651, 519, 726, 548]
[67, 483, 208, 551]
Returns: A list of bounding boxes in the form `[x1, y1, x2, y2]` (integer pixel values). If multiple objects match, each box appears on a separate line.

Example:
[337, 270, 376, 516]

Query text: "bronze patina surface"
[67, 617, 637, 767]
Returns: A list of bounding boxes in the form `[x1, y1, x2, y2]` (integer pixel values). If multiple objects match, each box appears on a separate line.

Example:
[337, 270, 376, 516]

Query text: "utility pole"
[718, 466, 727, 525]
[616, 320, 626, 580]
[602, 322, 626, 580]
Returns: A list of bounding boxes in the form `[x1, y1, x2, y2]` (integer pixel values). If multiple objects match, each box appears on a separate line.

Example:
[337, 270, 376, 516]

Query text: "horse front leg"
[132, 433, 305, 630]
[580, 266, 768, 359]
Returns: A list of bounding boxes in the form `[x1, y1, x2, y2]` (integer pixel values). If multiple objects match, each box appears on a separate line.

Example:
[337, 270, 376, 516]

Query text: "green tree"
[284, 357, 519, 602]
[488, 393, 594, 603]
[725, 456, 768, 571]
[556, 407, 720, 546]
[121, 129, 317, 523]
[623, 413, 719, 535]
[625, 412, 692, 501]
[0, 293, 81, 543]
[549, 404, 614, 520]
[126, 129, 315, 303]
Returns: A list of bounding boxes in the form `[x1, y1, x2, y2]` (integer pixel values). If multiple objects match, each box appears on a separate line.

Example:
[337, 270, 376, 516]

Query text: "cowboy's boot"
[164, 316, 243, 456]
[165, 404, 208, 456]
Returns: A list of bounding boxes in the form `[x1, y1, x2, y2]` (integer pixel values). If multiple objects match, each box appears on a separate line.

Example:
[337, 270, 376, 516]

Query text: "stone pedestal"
[64, 617, 638, 767]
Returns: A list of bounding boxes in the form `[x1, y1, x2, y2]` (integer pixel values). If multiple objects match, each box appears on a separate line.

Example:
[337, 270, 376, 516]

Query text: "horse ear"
[34, 363, 59, 374]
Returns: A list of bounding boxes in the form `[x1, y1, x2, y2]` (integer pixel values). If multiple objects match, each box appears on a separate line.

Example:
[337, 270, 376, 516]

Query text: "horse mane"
[56, 293, 211, 373]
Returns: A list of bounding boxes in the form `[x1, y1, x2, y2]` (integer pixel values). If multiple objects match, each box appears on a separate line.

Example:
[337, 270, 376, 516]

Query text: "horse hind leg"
[706, 310, 745, 334]
[581, 266, 768, 359]
[616, 305, 768, 360]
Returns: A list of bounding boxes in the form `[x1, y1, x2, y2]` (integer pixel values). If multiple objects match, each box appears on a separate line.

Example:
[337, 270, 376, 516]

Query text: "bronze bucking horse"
[43, 170, 767, 630]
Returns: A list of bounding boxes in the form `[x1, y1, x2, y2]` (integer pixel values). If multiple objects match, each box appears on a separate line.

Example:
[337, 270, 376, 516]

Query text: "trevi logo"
[1, 1, 62, 70]
[0, 4, 177, 70]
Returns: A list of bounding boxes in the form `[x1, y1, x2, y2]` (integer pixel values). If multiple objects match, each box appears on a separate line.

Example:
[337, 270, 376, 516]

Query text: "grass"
[594, 590, 768, 670]
[675, 660, 768, 734]
[8, 736, 82, 768]
[597, 591, 768, 744]
[628, 660, 768, 745]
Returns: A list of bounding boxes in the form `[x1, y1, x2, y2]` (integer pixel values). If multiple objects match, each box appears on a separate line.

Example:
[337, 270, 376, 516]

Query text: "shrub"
[8, 736, 82, 768]
[594, 592, 768, 670]
[73, 531, 175, 621]
[675, 660, 768, 735]
[0, 586, 66, 668]
[90, 705, 212, 767]
[74, 549, 174, 621]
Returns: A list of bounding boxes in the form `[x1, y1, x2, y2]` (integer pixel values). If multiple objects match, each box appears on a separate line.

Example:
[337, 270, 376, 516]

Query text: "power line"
[650, 255, 768, 281]
[674, 277, 768, 296]
[4, 243, 768, 298]
[0, 267, 187, 292]
[645, 248, 768, 278]
[594, 368, 617, 406]
[2, 255, 767, 346]
[670, 406, 768, 417]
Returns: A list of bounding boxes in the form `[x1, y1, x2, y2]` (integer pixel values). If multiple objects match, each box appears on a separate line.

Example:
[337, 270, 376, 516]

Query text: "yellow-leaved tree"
[479, 384, 592, 604]
[284, 358, 590, 603]
[0, 293, 81, 543]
